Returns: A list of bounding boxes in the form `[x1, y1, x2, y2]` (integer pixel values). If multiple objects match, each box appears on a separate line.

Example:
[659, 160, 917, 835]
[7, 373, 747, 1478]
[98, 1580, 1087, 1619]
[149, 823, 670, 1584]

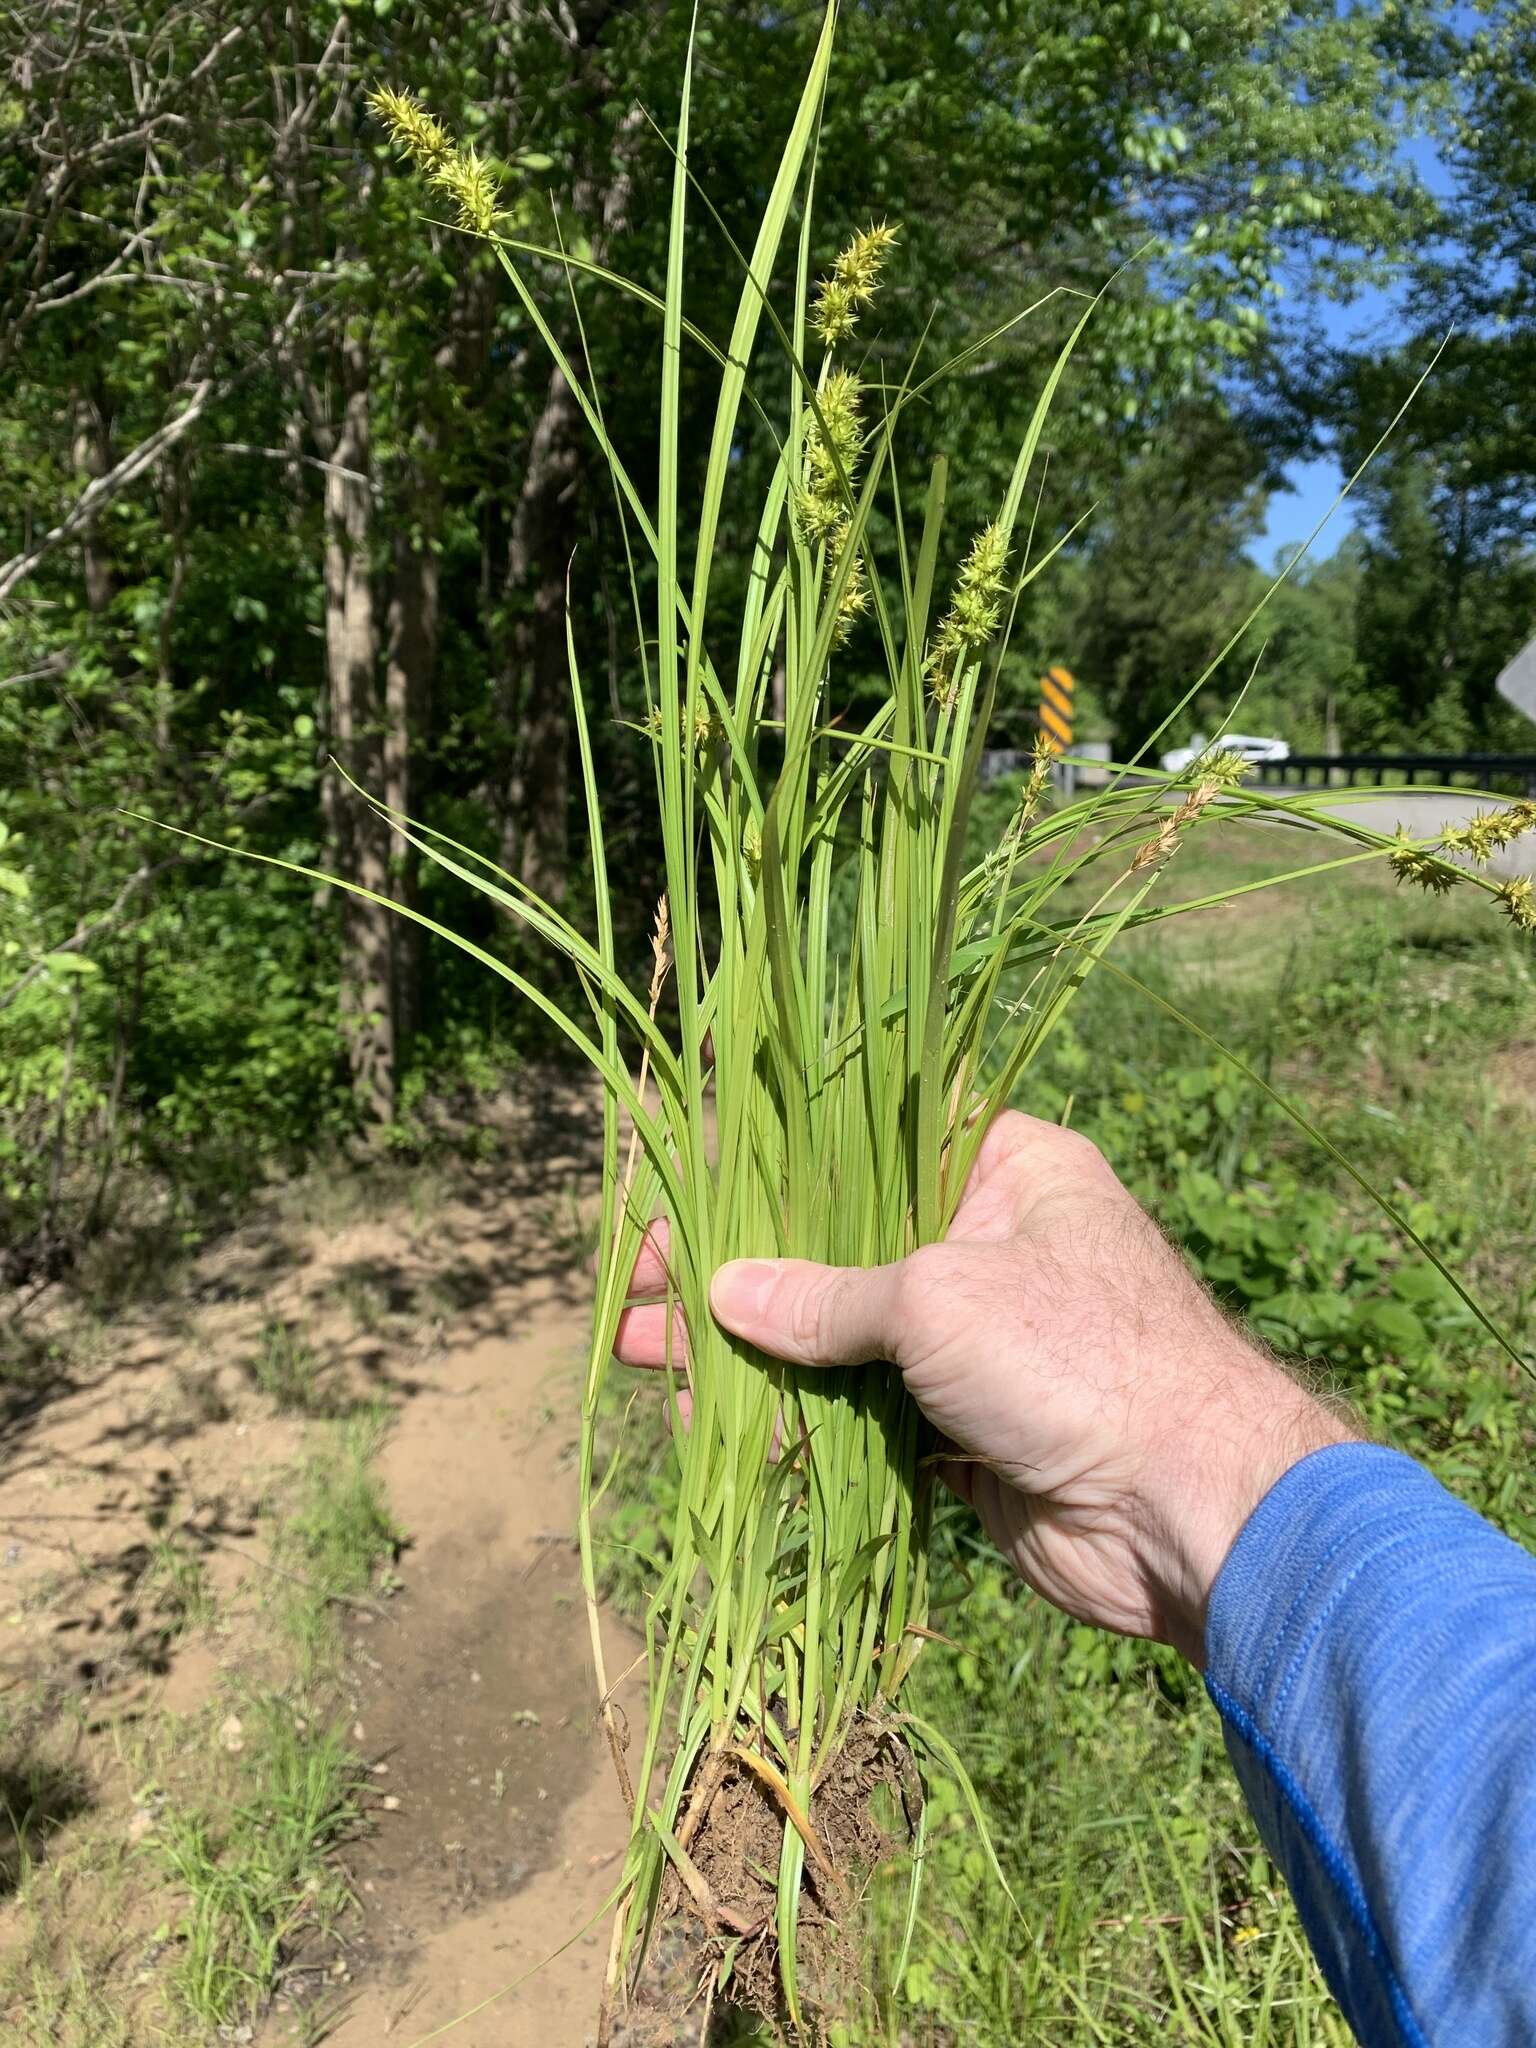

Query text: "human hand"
[613, 1112, 1353, 1664]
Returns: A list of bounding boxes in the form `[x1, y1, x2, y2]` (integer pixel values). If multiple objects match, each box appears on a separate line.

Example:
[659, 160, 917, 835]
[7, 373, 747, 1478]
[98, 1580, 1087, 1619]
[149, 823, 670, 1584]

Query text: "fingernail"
[711, 1259, 779, 1324]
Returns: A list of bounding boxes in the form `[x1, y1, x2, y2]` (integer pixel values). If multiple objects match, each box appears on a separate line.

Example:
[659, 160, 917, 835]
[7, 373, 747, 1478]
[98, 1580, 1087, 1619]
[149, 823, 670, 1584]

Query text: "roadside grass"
[1035, 812, 1536, 1314]
[880, 798, 1536, 2043]
[599, 803, 1534, 2042]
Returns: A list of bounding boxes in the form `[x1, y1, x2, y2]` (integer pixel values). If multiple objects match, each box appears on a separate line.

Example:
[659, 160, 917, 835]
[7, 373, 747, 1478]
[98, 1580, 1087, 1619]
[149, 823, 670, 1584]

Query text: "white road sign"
[1498, 635, 1536, 726]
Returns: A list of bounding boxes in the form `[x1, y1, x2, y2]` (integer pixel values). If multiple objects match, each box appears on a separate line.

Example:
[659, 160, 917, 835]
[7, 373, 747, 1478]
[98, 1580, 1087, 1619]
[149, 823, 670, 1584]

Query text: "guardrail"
[1251, 754, 1536, 796]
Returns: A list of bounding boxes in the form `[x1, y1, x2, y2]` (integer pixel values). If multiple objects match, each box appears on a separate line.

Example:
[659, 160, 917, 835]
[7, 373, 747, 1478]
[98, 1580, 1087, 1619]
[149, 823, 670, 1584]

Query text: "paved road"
[1251, 787, 1536, 883]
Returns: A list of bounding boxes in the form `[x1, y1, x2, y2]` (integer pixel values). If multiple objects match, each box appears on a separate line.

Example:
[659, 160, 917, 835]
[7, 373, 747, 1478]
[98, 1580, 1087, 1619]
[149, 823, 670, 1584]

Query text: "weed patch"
[154, 1699, 360, 2031]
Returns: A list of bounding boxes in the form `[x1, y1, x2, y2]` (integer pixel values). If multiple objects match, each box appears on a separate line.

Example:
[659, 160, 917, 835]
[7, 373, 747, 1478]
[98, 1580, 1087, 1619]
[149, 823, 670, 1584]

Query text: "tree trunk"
[71, 391, 116, 616]
[496, 12, 640, 902]
[321, 330, 397, 1124]
[383, 458, 440, 1061]
[500, 365, 582, 899]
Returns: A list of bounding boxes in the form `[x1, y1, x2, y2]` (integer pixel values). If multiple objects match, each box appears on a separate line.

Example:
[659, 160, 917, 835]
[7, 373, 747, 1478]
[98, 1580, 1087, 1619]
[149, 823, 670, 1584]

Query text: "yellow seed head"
[798, 370, 864, 546]
[1442, 801, 1536, 866]
[1186, 748, 1252, 795]
[833, 553, 870, 645]
[834, 220, 899, 293]
[926, 520, 1011, 704]
[1497, 876, 1536, 933]
[368, 85, 502, 235]
[812, 277, 859, 345]
[1388, 829, 1459, 897]
[367, 86, 453, 172]
[437, 143, 501, 235]
[811, 221, 899, 345]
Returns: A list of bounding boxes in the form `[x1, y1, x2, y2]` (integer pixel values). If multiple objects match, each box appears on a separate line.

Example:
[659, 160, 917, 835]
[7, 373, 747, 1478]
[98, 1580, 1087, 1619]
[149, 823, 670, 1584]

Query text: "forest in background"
[3, 0, 1534, 1271]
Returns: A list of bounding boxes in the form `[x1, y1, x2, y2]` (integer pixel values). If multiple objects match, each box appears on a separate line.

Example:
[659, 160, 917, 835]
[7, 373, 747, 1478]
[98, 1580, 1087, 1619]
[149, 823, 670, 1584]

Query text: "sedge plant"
[151, 11, 1534, 2040]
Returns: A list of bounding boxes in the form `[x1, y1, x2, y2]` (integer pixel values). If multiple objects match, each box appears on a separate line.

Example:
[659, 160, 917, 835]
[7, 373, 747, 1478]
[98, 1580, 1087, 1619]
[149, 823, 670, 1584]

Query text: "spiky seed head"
[833, 553, 870, 644]
[798, 371, 865, 547]
[958, 520, 1009, 602]
[742, 816, 762, 879]
[368, 85, 453, 171]
[368, 86, 502, 234]
[834, 220, 899, 292]
[793, 487, 845, 547]
[811, 221, 899, 344]
[1187, 748, 1252, 791]
[1497, 876, 1536, 933]
[926, 521, 1011, 704]
[437, 143, 501, 234]
[1003, 734, 1056, 841]
[812, 277, 860, 345]
[1443, 801, 1536, 866]
[1388, 829, 1459, 897]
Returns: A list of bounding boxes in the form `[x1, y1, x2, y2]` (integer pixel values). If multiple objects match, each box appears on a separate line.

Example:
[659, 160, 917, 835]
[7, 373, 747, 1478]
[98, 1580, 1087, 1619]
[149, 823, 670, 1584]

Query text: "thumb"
[709, 1256, 903, 1368]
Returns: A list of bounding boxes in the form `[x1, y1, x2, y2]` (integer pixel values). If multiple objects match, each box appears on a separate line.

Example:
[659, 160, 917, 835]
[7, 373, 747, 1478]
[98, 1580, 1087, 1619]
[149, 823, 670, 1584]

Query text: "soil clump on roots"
[611, 1719, 920, 2044]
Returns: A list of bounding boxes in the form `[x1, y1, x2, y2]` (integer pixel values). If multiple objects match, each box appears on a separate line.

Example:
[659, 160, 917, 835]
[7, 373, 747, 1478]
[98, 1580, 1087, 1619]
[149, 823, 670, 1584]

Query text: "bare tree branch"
[0, 379, 214, 604]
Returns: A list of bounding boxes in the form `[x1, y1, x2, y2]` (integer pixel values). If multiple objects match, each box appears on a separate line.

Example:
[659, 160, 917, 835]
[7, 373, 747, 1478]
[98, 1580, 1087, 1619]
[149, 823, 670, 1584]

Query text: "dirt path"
[0, 1080, 643, 2047]
[311, 1156, 640, 2046]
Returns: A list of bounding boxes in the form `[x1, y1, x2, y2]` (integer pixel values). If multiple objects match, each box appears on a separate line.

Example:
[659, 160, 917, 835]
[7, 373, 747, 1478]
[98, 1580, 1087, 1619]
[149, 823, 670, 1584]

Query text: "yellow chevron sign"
[1038, 665, 1074, 754]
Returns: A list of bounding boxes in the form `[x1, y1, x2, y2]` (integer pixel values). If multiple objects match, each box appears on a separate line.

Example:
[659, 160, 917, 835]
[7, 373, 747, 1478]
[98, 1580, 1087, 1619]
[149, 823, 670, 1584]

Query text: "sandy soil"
[0, 1079, 646, 2048]
[307, 1255, 641, 2046]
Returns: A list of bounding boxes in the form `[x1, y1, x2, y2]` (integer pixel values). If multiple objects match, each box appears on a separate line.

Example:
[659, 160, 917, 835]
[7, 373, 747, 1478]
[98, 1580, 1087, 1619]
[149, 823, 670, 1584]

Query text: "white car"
[1159, 733, 1291, 777]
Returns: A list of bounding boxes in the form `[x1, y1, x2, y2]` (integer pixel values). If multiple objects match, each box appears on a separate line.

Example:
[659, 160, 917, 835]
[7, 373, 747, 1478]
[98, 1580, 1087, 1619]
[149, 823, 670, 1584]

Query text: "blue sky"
[1247, 133, 1457, 571]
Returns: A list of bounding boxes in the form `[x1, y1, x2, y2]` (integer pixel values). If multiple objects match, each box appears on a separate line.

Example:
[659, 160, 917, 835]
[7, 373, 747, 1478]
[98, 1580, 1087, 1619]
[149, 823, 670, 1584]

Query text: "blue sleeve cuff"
[1204, 1441, 1536, 2047]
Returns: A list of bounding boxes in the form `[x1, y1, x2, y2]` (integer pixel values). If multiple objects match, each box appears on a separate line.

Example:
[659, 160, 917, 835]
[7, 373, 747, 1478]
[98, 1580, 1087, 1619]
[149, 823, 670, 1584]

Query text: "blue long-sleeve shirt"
[1205, 1442, 1536, 2045]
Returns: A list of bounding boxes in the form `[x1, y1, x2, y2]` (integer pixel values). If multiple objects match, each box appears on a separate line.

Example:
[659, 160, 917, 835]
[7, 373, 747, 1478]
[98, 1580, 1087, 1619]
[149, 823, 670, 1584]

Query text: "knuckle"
[1055, 1124, 1105, 1167]
[896, 1243, 948, 1314]
[787, 1271, 828, 1355]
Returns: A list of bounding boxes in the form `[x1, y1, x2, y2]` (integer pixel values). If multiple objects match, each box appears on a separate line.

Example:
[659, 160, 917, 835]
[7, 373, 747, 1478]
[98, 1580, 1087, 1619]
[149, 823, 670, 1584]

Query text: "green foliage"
[1, 0, 1502, 1273]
